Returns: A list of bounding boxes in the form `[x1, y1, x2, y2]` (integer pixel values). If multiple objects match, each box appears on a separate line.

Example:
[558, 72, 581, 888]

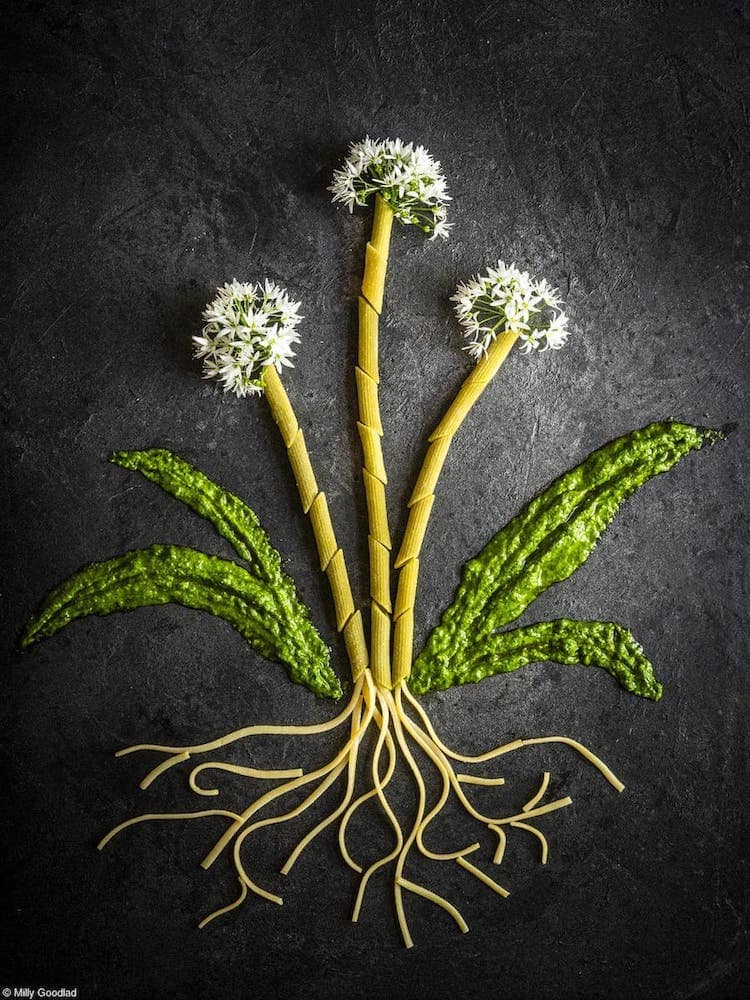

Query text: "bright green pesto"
[410, 421, 721, 697]
[22, 450, 341, 700]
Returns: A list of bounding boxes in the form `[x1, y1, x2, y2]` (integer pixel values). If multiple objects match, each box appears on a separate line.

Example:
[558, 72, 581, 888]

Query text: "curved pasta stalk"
[263, 365, 368, 683]
[392, 330, 519, 686]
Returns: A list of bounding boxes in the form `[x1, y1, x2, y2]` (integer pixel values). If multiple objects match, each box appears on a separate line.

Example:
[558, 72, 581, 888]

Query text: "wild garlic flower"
[329, 136, 451, 239]
[193, 280, 302, 397]
[452, 262, 569, 360]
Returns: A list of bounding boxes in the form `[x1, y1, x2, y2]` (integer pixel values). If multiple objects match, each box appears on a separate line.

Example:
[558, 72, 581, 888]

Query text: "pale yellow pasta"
[370, 192, 394, 249]
[97, 809, 242, 852]
[523, 771, 551, 812]
[490, 824, 507, 864]
[198, 878, 248, 929]
[355, 367, 384, 435]
[189, 761, 303, 797]
[361, 243, 388, 311]
[286, 428, 318, 512]
[456, 856, 510, 898]
[393, 557, 418, 619]
[368, 536, 392, 612]
[392, 613, 413, 686]
[357, 297, 379, 380]
[263, 366, 299, 445]
[408, 436, 450, 506]
[521, 737, 624, 793]
[370, 602, 391, 689]
[456, 774, 506, 787]
[397, 877, 469, 939]
[496, 796, 573, 826]
[308, 492, 337, 570]
[358, 421, 387, 482]
[262, 366, 367, 680]
[390, 330, 520, 684]
[279, 696, 375, 876]
[343, 610, 369, 680]
[363, 469, 391, 549]
[429, 330, 518, 441]
[326, 550, 356, 630]
[510, 820, 549, 864]
[394, 493, 434, 568]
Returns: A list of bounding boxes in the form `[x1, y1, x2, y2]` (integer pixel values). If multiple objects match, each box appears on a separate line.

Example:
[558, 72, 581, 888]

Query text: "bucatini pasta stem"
[264, 364, 368, 682]
[357, 195, 395, 689]
[392, 330, 519, 685]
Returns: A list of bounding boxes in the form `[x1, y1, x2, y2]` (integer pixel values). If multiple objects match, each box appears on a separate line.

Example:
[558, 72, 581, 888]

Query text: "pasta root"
[99, 671, 623, 945]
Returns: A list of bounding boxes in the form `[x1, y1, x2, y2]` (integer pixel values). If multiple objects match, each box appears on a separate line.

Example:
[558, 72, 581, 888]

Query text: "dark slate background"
[2, 1, 748, 998]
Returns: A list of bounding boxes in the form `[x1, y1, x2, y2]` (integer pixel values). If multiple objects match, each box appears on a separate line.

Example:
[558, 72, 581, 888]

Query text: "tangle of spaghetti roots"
[99, 670, 623, 947]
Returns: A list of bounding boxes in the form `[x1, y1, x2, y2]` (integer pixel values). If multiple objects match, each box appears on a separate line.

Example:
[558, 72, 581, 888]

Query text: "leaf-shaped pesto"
[21, 544, 340, 699]
[110, 449, 293, 601]
[410, 618, 662, 700]
[414, 422, 721, 689]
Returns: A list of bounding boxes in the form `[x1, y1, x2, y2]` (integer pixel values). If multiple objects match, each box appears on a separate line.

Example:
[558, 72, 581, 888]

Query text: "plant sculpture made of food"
[22, 137, 723, 947]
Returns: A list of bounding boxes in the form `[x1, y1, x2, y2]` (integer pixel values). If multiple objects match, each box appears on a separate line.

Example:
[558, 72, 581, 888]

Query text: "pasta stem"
[357, 194, 395, 689]
[392, 330, 519, 685]
[263, 364, 368, 682]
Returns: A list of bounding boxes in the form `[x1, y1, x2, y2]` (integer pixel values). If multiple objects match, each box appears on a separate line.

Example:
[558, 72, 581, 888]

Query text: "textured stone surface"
[1, 1, 748, 998]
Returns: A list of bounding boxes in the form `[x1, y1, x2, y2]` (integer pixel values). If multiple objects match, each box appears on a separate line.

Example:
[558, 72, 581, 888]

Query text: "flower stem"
[357, 194, 395, 689]
[392, 330, 519, 686]
[263, 365, 368, 683]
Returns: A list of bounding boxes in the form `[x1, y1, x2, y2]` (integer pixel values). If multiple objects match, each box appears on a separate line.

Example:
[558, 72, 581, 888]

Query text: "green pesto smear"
[409, 421, 723, 698]
[22, 449, 341, 700]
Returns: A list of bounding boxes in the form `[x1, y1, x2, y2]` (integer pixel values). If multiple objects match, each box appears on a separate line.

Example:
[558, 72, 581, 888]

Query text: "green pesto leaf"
[414, 422, 722, 692]
[410, 618, 662, 700]
[110, 449, 293, 600]
[22, 544, 340, 699]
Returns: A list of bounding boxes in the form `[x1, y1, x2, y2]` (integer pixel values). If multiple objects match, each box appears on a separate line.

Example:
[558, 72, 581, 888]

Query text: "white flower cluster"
[452, 261, 570, 360]
[329, 136, 451, 239]
[193, 280, 302, 397]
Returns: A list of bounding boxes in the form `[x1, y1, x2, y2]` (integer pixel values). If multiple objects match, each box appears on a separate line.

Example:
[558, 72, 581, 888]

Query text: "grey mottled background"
[1, 1, 748, 998]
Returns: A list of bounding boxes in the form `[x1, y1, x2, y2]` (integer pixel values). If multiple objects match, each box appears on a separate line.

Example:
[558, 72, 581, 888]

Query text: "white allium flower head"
[193, 280, 302, 398]
[329, 136, 451, 239]
[451, 261, 570, 361]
